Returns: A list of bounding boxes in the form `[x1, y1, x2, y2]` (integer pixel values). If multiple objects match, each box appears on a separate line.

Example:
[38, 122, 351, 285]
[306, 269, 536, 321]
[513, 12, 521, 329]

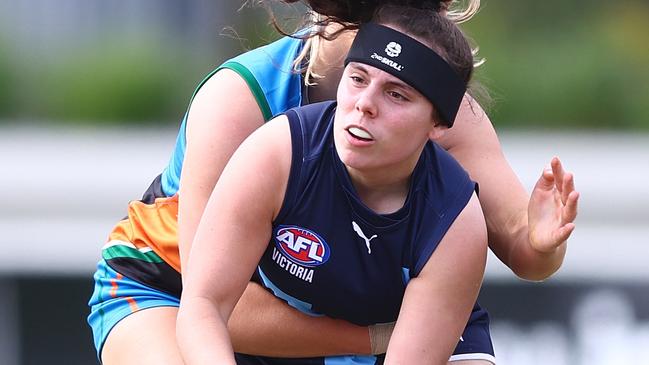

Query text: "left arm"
[176, 117, 292, 364]
[384, 193, 487, 364]
[438, 95, 579, 280]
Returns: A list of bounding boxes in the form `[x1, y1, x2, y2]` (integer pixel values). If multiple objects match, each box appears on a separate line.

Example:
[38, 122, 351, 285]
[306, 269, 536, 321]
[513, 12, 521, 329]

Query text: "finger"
[554, 222, 576, 244]
[562, 172, 575, 205]
[535, 165, 555, 191]
[551, 157, 565, 194]
[562, 190, 580, 224]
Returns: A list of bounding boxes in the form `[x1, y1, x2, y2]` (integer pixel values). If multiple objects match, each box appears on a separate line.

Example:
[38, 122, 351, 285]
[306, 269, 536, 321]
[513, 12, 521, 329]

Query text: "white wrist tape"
[368, 322, 395, 355]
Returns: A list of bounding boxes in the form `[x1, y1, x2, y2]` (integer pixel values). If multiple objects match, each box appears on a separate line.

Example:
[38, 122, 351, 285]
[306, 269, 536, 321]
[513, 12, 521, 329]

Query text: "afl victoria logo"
[385, 42, 401, 57]
[275, 226, 330, 267]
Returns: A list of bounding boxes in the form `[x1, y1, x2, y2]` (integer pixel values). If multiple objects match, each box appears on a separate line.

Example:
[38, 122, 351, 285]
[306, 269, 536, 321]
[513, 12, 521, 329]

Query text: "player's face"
[334, 62, 445, 174]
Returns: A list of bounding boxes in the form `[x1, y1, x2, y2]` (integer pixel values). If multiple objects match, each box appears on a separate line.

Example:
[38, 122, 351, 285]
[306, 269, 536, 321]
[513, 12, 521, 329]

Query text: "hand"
[528, 157, 580, 253]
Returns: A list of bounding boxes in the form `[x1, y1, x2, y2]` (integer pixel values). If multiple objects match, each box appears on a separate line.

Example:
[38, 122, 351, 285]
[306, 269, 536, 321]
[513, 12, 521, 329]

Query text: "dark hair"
[280, 0, 449, 24]
[272, 0, 452, 40]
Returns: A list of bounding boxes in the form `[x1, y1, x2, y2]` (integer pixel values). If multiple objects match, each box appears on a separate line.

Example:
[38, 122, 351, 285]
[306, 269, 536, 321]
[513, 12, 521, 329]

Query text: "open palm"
[528, 157, 580, 253]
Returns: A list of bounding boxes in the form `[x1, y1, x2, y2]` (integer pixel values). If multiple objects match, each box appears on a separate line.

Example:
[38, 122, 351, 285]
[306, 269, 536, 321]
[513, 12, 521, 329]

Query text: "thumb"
[533, 166, 555, 192]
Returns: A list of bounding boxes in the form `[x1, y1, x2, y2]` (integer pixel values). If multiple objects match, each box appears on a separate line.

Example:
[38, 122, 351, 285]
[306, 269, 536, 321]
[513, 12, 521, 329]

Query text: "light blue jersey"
[160, 36, 305, 196]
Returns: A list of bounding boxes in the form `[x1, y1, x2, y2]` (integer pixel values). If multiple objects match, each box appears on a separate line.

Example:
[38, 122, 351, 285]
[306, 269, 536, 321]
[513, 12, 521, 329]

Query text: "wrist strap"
[368, 322, 395, 354]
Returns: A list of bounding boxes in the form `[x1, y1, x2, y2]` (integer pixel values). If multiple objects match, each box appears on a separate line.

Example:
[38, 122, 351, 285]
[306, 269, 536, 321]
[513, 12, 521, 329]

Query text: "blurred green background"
[0, 0, 647, 130]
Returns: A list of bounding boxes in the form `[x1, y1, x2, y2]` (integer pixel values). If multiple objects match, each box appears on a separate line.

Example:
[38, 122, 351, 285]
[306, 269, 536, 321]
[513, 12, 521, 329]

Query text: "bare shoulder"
[229, 114, 293, 219]
[417, 193, 487, 283]
[185, 68, 265, 141]
[194, 67, 256, 104]
[248, 114, 292, 147]
[233, 114, 293, 177]
[446, 193, 487, 250]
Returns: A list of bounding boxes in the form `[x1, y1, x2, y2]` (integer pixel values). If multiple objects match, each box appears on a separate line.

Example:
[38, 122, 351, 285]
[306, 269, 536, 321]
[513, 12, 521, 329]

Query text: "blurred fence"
[1, 126, 647, 279]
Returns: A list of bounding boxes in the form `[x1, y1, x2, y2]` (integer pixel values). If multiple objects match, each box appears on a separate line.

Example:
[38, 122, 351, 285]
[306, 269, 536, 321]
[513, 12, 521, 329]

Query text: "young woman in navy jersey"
[179, 5, 491, 364]
[90, 1, 579, 364]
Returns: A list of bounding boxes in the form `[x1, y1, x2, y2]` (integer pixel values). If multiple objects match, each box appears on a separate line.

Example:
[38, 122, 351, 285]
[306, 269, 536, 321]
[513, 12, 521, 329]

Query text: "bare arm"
[178, 68, 265, 274]
[177, 117, 292, 364]
[178, 69, 374, 355]
[437, 96, 579, 280]
[229, 282, 370, 356]
[384, 193, 487, 364]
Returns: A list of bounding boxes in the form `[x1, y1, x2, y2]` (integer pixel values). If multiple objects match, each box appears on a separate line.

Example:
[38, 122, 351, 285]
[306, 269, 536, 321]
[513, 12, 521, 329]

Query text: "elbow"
[506, 235, 568, 282]
[513, 268, 555, 282]
[510, 256, 564, 282]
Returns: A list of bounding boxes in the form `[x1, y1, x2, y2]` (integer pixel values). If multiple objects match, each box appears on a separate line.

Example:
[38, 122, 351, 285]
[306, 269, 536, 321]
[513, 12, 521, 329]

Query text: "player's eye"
[387, 90, 408, 101]
[350, 75, 365, 84]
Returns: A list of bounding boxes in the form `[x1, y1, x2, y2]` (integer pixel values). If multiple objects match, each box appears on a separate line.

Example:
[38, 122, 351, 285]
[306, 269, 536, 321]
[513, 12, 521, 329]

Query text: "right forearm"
[475, 158, 563, 280]
[177, 194, 209, 275]
[229, 282, 372, 357]
[177, 297, 237, 364]
[487, 169, 571, 281]
[503, 212, 566, 281]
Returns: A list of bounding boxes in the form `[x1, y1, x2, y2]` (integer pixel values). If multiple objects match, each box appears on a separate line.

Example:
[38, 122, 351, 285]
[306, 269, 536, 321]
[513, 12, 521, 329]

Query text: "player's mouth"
[346, 126, 374, 142]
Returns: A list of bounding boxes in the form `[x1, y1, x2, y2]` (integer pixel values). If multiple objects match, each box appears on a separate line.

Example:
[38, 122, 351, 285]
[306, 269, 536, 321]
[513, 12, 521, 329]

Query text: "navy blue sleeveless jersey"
[236, 101, 492, 364]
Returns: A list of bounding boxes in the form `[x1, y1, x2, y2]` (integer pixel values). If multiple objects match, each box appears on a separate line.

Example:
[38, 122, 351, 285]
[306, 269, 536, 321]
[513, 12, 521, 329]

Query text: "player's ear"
[428, 122, 448, 140]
